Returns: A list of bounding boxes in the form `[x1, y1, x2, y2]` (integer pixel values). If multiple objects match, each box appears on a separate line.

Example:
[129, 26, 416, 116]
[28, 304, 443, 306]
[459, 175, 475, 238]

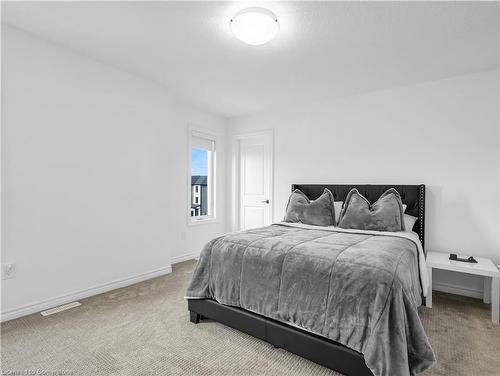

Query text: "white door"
[239, 133, 273, 230]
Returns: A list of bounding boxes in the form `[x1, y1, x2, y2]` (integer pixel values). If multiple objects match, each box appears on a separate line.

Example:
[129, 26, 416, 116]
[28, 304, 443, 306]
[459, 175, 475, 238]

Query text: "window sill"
[188, 217, 219, 226]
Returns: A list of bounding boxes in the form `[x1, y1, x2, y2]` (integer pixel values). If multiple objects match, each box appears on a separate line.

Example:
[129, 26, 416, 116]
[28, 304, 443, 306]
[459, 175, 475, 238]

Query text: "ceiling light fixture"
[230, 7, 279, 46]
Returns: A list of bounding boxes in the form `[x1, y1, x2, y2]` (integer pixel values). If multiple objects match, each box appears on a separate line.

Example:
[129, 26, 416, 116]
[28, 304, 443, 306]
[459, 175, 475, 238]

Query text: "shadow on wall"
[427, 185, 495, 259]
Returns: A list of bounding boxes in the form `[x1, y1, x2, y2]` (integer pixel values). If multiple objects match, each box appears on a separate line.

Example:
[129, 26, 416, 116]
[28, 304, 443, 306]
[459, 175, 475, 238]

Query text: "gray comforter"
[186, 223, 435, 376]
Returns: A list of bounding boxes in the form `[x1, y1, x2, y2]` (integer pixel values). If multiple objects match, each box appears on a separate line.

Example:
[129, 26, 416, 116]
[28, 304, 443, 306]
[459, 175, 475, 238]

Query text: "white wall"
[170, 101, 227, 263]
[228, 70, 500, 298]
[1, 26, 226, 320]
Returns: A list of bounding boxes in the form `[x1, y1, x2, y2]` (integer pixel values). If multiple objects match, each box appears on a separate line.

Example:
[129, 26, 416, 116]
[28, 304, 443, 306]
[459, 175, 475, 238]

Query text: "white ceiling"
[3, 1, 499, 117]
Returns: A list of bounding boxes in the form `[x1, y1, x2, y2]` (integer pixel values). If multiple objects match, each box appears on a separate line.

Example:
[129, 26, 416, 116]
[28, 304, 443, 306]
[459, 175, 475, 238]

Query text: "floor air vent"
[40, 302, 81, 316]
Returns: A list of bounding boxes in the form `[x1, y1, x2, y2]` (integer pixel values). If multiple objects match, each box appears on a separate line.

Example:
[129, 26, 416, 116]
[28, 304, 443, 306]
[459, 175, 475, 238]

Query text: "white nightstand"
[426, 251, 500, 323]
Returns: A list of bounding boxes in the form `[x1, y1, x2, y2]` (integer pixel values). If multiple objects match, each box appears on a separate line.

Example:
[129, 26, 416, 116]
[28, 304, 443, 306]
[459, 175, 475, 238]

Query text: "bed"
[186, 184, 434, 376]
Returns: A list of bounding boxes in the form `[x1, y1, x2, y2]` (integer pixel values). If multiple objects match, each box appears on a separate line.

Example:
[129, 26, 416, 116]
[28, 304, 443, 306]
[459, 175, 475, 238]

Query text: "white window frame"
[188, 127, 217, 225]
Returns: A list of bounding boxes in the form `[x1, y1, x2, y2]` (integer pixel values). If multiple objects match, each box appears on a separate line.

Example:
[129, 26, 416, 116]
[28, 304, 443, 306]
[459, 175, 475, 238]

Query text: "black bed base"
[188, 299, 374, 376]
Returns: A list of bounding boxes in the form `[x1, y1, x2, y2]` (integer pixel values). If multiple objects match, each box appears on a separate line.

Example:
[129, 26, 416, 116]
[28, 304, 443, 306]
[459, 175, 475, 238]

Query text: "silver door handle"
[261, 200, 270, 204]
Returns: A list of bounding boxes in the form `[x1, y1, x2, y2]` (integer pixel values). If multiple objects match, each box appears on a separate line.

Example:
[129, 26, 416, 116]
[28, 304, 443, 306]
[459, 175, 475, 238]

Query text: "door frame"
[230, 130, 274, 232]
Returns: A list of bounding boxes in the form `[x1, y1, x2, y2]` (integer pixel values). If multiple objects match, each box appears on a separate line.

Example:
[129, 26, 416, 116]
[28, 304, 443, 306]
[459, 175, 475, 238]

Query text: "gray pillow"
[338, 188, 405, 232]
[284, 189, 335, 226]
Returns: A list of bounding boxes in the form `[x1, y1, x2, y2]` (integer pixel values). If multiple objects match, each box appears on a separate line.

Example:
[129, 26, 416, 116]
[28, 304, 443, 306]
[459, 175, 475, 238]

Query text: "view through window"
[190, 132, 215, 219]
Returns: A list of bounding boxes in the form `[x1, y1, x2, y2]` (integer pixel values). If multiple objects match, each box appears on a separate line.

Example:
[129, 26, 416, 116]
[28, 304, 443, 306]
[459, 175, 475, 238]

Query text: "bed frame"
[188, 184, 426, 376]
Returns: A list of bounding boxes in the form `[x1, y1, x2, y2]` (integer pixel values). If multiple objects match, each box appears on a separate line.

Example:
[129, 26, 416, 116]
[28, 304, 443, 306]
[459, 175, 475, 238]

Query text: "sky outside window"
[192, 148, 208, 176]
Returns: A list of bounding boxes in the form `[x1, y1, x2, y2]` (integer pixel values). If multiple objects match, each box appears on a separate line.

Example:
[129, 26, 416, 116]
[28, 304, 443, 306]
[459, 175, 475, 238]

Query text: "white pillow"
[334, 201, 343, 225]
[404, 214, 418, 231]
[402, 204, 418, 231]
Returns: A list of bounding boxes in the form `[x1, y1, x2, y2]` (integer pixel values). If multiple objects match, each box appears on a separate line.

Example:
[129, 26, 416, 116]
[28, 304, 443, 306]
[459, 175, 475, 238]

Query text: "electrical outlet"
[2, 263, 16, 280]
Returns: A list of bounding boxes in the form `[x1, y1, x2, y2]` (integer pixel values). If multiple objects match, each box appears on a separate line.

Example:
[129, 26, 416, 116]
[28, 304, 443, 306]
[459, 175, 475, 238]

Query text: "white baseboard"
[171, 251, 199, 264]
[433, 281, 483, 299]
[0, 265, 172, 322]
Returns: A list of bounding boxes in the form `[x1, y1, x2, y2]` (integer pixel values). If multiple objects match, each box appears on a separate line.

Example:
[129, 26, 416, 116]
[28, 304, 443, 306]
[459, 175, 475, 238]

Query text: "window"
[189, 130, 216, 222]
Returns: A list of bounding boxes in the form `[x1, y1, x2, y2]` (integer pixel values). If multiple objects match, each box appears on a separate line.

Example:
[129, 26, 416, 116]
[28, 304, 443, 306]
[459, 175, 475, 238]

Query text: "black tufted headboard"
[291, 184, 426, 253]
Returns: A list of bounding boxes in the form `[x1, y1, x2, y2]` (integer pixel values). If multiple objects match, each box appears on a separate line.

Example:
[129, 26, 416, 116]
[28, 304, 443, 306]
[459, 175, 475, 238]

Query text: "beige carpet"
[2, 260, 499, 376]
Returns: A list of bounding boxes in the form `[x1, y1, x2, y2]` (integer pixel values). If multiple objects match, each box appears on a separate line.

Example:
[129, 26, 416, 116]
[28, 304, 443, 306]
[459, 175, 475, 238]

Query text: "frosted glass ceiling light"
[230, 7, 279, 46]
